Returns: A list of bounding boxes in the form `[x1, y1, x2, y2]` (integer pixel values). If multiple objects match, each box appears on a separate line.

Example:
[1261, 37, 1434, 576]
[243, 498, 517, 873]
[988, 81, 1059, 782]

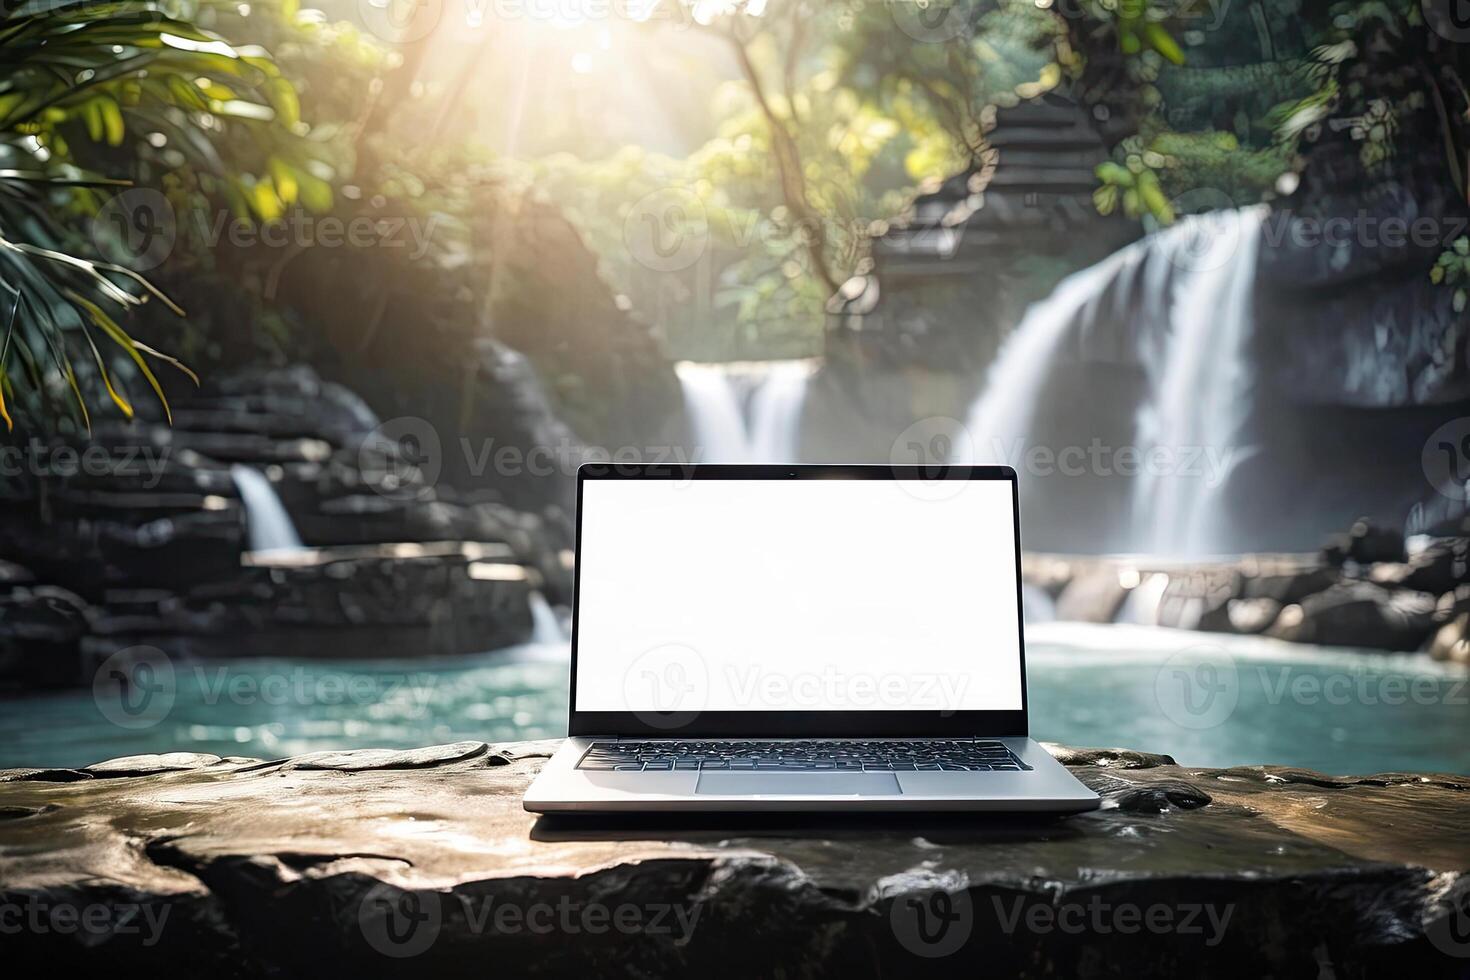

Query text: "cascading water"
[229, 465, 305, 553]
[747, 361, 813, 462]
[957, 206, 1268, 556]
[1132, 207, 1267, 555]
[958, 246, 1144, 465]
[527, 590, 566, 645]
[677, 360, 814, 462]
[675, 363, 748, 461]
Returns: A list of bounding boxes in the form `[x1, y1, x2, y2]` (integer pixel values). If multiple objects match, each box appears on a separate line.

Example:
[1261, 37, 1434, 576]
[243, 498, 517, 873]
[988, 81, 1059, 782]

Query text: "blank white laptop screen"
[574, 478, 1024, 714]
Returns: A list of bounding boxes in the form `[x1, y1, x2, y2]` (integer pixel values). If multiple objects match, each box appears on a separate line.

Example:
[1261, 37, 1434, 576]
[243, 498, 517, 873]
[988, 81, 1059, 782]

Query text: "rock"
[1438, 585, 1470, 622]
[1429, 614, 1470, 665]
[1373, 538, 1470, 596]
[80, 544, 538, 662]
[1199, 596, 1282, 635]
[86, 753, 226, 776]
[1155, 566, 1240, 630]
[487, 197, 684, 450]
[284, 741, 487, 772]
[292, 495, 572, 601]
[1323, 519, 1407, 567]
[1267, 581, 1439, 651]
[0, 366, 567, 690]
[1054, 566, 1131, 623]
[0, 584, 92, 690]
[1236, 556, 1337, 604]
[0, 768, 92, 783]
[1020, 555, 1073, 597]
[1, 740, 1468, 976]
[1038, 744, 1177, 769]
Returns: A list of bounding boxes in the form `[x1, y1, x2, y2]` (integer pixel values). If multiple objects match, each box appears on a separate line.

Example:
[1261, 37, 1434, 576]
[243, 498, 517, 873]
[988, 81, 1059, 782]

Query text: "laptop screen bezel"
[567, 463, 1029, 738]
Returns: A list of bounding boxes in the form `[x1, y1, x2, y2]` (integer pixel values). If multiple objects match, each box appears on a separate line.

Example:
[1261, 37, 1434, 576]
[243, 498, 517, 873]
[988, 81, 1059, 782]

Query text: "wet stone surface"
[0, 741, 1467, 977]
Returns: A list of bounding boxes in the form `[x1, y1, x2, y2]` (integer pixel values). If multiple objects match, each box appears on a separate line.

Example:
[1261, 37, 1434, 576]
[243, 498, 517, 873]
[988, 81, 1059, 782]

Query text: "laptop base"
[524, 737, 1101, 814]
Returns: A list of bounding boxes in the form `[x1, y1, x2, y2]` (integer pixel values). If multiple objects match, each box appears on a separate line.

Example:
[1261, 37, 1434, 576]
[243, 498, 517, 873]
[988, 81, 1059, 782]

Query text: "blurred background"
[2, 0, 1469, 774]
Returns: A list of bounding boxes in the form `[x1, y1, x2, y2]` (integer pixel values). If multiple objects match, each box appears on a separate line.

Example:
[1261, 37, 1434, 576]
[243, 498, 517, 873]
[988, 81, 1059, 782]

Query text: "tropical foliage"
[0, 0, 311, 430]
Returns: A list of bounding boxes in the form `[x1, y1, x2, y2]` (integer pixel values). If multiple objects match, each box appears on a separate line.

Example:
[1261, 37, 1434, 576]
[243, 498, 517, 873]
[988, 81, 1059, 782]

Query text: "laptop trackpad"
[695, 772, 901, 795]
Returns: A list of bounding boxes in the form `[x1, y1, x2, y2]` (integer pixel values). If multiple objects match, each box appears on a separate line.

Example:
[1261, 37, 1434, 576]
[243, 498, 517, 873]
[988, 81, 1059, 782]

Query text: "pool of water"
[2, 624, 1467, 774]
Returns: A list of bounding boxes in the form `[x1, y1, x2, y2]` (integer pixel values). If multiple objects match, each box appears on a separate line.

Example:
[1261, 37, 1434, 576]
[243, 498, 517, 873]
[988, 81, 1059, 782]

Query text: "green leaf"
[99, 95, 124, 146]
[267, 77, 300, 130]
[1095, 161, 1134, 187]
[296, 170, 333, 214]
[1143, 23, 1185, 66]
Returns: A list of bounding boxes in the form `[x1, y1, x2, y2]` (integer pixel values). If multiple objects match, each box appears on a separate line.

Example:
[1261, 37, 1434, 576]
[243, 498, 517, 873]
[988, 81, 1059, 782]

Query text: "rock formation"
[1, 740, 1467, 976]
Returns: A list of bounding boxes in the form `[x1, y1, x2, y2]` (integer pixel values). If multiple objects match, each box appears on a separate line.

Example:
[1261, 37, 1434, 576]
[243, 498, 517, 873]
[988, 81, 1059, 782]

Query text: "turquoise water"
[2, 624, 1467, 775]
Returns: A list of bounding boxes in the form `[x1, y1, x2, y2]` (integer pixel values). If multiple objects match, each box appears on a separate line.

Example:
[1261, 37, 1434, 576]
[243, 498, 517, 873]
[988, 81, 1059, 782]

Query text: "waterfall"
[1133, 207, 1267, 555]
[959, 246, 1143, 464]
[230, 465, 305, 553]
[957, 206, 1268, 556]
[675, 362, 749, 461]
[747, 361, 813, 462]
[527, 590, 566, 645]
[677, 360, 814, 462]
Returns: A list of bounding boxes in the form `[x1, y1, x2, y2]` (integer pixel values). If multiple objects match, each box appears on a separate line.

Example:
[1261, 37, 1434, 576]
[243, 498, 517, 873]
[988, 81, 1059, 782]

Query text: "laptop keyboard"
[576, 739, 1032, 772]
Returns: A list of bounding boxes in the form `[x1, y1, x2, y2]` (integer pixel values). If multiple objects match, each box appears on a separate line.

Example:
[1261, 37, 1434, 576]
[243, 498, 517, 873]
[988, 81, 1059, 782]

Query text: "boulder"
[1198, 596, 1282, 636]
[1154, 566, 1240, 631]
[0, 583, 92, 691]
[1, 741, 1467, 977]
[1373, 538, 1470, 596]
[1235, 556, 1338, 604]
[1323, 519, 1407, 567]
[1054, 566, 1131, 623]
[1429, 614, 1470, 665]
[1267, 581, 1439, 650]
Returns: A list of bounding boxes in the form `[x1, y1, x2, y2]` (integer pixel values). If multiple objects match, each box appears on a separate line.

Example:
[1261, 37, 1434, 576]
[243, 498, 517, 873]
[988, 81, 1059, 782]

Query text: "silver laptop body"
[523, 464, 1099, 813]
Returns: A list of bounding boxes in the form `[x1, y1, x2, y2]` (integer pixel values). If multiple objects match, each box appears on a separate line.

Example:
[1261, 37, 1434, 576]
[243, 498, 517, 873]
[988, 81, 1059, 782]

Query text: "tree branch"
[727, 28, 840, 297]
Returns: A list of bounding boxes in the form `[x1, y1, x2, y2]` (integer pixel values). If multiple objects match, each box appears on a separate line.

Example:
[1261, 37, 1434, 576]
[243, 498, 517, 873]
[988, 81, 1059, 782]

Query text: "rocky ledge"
[1026, 522, 1470, 658]
[2, 742, 1468, 977]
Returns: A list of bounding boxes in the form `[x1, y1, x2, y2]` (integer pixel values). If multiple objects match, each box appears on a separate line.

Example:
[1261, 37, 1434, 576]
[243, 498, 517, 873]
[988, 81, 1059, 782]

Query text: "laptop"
[523, 463, 1099, 813]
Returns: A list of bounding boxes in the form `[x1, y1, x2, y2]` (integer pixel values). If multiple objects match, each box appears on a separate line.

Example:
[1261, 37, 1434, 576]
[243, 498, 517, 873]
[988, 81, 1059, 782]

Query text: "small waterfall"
[675, 362, 748, 461]
[677, 360, 814, 462]
[1133, 207, 1267, 554]
[527, 590, 566, 645]
[230, 465, 305, 553]
[959, 246, 1142, 464]
[957, 206, 1267, 556]
[747, 361, 813, 462]
[1114, 572, 1170, 626]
